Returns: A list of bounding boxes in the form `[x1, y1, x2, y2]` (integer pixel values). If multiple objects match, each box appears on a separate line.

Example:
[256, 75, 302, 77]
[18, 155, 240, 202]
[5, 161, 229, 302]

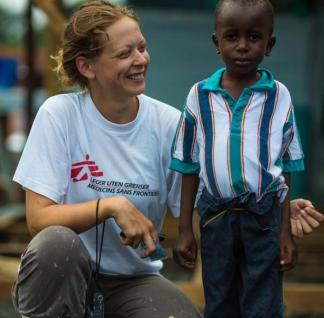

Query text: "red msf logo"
[71, 154, 104, 182]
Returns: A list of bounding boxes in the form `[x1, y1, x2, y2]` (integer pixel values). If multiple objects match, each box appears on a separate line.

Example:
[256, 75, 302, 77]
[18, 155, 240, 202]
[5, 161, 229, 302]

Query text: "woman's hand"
[290, 199, 324, 238]
[103, 196, 158, 257]
[26, 190, 158, 257]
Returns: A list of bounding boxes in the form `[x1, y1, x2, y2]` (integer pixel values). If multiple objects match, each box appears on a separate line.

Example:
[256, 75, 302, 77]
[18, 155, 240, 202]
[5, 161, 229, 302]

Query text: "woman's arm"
[26, 190, 157, 255]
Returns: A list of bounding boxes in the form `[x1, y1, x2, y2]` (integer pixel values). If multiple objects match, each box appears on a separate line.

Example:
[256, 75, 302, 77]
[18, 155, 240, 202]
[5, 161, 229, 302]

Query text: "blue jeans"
[197, 190, 283, 318]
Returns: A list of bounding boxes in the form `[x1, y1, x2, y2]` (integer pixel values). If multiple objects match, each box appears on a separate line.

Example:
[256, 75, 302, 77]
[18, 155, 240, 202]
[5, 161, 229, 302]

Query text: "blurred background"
[0, 0, 323, 317]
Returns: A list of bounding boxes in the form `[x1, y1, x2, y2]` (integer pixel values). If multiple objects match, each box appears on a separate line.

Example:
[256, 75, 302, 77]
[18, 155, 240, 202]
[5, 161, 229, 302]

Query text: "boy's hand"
[280, 231, 298, 271]
[173, 231, 197, 269]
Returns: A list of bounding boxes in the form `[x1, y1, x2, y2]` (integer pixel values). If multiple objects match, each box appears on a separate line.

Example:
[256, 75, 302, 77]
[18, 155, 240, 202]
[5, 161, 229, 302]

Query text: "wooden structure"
[0, 204, 27, 301]
[31, 0, 67, 96]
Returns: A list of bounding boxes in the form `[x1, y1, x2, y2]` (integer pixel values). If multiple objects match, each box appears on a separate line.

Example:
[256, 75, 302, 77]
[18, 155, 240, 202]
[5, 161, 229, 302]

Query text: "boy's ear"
[266, 35, 276, 56]
[75, 56, 95, 80]
[212, 33, 220, 54]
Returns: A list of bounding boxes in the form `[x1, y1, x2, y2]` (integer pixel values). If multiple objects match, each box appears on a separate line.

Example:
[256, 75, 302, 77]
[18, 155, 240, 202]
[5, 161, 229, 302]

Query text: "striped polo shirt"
[170, 68, 304, 200]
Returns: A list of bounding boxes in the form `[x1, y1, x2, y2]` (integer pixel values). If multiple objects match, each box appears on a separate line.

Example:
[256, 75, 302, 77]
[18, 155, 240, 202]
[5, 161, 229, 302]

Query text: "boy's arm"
[173, 174, 200, 269]
[280, 173, 298, 271]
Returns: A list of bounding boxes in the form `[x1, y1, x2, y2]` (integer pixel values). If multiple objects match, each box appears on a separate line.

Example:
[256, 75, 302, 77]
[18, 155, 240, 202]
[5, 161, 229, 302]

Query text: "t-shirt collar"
[202, 67, 275, 92]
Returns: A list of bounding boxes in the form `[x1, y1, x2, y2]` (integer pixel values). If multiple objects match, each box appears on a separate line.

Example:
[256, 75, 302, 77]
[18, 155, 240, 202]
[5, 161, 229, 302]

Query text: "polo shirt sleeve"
[170, 85, 200, 174]
[281, 107, 304, 173]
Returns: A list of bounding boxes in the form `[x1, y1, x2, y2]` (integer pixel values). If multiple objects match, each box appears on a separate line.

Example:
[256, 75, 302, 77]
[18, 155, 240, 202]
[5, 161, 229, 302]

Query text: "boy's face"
[213, 2, 275, 78]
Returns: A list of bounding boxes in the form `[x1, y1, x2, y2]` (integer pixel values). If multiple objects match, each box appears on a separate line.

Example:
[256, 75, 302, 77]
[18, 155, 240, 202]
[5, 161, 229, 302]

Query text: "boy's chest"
[195, 92, 284, 147]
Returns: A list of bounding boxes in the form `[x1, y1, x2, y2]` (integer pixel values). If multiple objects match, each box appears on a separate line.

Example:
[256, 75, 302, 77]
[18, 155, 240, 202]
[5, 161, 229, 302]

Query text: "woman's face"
[89, 17, 150, 99]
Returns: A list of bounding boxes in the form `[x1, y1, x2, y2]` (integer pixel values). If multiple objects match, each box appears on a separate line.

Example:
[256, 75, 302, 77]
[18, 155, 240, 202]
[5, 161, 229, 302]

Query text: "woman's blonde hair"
[53, 0, 139, 90]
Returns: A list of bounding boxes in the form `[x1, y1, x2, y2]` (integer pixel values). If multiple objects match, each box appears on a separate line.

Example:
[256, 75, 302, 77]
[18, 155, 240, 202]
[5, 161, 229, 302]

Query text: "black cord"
[95, 199, 105, 281]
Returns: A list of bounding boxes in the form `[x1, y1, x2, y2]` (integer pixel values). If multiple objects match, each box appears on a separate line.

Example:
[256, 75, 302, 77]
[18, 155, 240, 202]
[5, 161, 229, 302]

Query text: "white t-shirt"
[14, 91, 181, 276]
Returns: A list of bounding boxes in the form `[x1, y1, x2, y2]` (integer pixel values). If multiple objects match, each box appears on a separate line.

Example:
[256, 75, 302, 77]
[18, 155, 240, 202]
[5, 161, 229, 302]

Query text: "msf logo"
[71, 154, 103, 183]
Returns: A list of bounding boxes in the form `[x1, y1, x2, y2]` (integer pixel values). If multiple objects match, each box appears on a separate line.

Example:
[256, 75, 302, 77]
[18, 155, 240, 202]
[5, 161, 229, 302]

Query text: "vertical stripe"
[195, 85, 212, 194]
[257, 93, 267, 196]
[281, 107, 293, 161]
[283, 146, 292, 161]
[208, 94, 218, 191]
[240, 92, 254, 192]
[197, 82, 222, 197]
[229, 93, 254, 194]
[267, 83, 279, 171]
[183, 110, 195, 162]
[186, 108, 198, 159]
[222, 97, 236, 196]
[284, 104, 292, 124]
[259, 83, 278, 193]
[171, 113, 184, 157]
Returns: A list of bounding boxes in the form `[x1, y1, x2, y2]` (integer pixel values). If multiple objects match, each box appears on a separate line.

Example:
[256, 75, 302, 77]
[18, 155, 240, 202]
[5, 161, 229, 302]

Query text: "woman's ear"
[75, 56, 95, 80]
[212, 33, 220, 54]
[266, 35, 276, 56]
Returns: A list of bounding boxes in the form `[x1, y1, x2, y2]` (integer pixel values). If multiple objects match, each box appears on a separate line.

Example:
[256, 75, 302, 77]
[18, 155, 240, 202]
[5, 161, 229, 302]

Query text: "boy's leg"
[99, 274, 202, 318]
[200, 212, 241, 318]
[240, 205, 283, 318]
[12, 225, 93, 318]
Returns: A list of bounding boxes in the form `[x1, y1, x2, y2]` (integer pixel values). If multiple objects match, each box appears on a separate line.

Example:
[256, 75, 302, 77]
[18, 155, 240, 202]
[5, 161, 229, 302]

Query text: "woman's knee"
[23, 225, 90, 271]
[13, 226, 92, 317]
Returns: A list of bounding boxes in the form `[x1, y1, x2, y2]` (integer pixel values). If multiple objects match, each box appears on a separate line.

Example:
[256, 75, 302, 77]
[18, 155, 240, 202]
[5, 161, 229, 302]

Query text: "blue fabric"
[169, 158, 200, 174]
[0, 58, 17, 88]
[282, 158, 304, 172]
[197, 81, 222, 197]
[197, 189, 284, 318]
[259, 84, 277, 194]
[183, 110, 196, 163]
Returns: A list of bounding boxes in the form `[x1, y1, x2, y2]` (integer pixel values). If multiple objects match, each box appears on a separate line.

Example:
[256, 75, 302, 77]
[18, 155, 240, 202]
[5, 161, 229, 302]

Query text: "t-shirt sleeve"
[170, 85, 200, 175]
[13, 103, 69, 203]
[160, 109, 182, 217]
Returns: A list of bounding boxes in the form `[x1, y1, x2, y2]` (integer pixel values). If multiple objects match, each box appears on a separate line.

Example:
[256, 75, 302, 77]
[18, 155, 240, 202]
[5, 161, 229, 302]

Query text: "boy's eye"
[249, 33, 261, 41]
[224, 33, 237, 41]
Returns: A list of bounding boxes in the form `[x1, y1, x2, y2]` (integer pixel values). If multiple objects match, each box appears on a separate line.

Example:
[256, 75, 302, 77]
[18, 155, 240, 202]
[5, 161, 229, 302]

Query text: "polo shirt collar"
[202, 67, 275, 92]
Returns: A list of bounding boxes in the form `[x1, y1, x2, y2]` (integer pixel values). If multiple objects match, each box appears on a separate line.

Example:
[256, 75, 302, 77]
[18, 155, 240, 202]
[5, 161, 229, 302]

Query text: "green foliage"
[0, 7, 48, 48]
[0, 8, 24, 44]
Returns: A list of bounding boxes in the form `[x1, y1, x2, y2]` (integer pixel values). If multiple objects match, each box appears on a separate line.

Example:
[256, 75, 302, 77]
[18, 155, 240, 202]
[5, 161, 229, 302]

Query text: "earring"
[216, 49, 220, 54]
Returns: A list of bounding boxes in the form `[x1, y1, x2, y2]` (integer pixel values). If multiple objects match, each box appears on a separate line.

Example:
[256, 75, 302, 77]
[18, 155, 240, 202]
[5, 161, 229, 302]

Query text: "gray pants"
[12, 226, 202, 318]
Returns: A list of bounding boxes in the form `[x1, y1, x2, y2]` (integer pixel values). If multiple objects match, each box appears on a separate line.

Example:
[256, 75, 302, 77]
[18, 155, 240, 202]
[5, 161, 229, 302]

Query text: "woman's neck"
[90, 91, 139, 124]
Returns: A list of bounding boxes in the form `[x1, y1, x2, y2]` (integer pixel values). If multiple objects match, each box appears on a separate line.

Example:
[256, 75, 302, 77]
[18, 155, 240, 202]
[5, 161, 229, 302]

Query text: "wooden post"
[32, 0, 67, 95]
[25, 0, 35, 132]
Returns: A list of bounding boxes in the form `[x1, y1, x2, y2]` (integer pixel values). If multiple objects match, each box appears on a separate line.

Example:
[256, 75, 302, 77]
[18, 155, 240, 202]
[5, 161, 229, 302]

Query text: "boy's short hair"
[214, 0, 274, 34]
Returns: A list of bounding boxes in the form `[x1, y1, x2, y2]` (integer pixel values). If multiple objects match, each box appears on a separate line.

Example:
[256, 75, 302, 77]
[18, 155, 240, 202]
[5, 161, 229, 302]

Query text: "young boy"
[170, 0, 304, 317]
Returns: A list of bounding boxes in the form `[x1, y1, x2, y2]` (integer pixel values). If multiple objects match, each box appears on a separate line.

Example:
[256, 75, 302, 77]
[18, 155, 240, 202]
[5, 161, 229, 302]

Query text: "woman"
[12, 1, 201, 317]
[12, 1, 322, 317]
